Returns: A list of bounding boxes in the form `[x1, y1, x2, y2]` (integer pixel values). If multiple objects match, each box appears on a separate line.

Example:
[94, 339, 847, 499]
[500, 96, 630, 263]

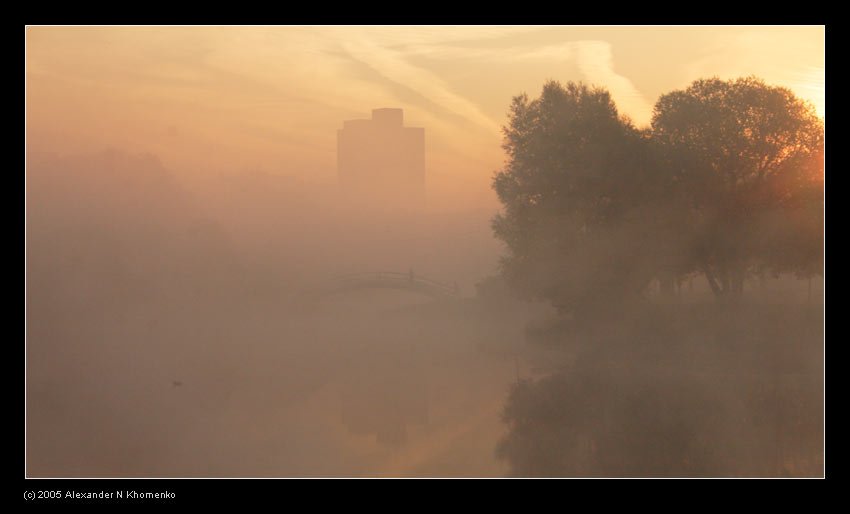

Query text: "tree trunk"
[702, 264, 722, 297]
[733, 270, 745, 296]
[727, 263, 746, 301]
[702, 261, 747, 302]
[808, 276, 812, 304]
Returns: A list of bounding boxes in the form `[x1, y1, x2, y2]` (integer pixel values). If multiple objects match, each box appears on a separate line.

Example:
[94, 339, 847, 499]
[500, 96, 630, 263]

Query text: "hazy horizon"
[26, 26, 824, 211]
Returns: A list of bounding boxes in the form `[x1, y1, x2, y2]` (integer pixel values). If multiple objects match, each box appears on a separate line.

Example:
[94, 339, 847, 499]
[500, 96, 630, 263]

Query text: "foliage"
[496, 303, 824, 477]
[651, 76, 824, 295]
[492, 81, 660, 314]
[492, 77, 824, 304]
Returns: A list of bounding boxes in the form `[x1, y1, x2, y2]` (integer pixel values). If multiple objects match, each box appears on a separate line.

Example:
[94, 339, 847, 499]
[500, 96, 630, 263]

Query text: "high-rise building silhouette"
[337, 108, 424, 206]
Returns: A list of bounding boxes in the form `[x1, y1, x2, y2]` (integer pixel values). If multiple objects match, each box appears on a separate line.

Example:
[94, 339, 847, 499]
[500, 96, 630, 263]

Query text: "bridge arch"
[316, 271, 459, 299]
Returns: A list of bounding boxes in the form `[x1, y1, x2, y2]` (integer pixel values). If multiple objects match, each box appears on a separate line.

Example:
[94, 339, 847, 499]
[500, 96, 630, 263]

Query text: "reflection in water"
[27, 286, 529, 477]
[337, 346, 429, 446]
[498, 304, 824, 477]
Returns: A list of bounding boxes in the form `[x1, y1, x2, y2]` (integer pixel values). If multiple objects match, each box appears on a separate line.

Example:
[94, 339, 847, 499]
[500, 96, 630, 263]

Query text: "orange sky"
[25, 26, 825, 208]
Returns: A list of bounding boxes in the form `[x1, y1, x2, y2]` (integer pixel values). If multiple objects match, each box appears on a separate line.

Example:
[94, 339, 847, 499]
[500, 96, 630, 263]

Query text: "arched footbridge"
[315, 271, 460, 299]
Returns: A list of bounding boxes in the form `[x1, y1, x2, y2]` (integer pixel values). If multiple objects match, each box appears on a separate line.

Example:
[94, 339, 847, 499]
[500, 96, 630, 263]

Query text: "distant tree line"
[492, 77, 824, 314]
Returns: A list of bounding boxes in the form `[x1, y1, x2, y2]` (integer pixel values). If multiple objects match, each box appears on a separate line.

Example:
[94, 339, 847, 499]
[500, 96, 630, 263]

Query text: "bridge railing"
[330, 271, 459, 296]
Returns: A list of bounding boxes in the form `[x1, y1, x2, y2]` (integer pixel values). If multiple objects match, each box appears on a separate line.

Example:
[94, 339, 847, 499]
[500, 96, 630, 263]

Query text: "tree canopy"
[651, 76, 824, 295]
[492, 77, 823, 308]
[492, 81, 660, 314]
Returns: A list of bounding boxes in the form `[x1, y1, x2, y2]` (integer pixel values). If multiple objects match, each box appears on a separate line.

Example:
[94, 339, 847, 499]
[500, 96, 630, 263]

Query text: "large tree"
[651, 77, 824, 297]
[492, 81, 661, 315]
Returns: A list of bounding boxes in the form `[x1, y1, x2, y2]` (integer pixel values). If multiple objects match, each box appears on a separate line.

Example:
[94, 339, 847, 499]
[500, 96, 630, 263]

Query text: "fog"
[25, 148, 529, 476]
[24, 146, 824, 477]
[26, 27, 824, 479]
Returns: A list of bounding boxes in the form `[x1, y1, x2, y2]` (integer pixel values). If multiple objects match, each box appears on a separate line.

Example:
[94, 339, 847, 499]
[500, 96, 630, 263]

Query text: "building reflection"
[338, 353, 429, 446]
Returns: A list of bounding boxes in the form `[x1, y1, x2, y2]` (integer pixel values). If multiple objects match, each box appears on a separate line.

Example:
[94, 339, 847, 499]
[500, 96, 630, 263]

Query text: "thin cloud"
[571, 41, 654, 126]
[338, 37, 503, 135]
[353, 38, 653, 126]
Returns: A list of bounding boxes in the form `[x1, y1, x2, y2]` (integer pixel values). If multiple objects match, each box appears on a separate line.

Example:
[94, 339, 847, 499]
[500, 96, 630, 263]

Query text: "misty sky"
[26, 26, 824, 207]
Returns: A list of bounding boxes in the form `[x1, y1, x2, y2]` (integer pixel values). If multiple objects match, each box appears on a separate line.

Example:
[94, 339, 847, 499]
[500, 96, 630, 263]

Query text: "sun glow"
[793, 65, 825, 120]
